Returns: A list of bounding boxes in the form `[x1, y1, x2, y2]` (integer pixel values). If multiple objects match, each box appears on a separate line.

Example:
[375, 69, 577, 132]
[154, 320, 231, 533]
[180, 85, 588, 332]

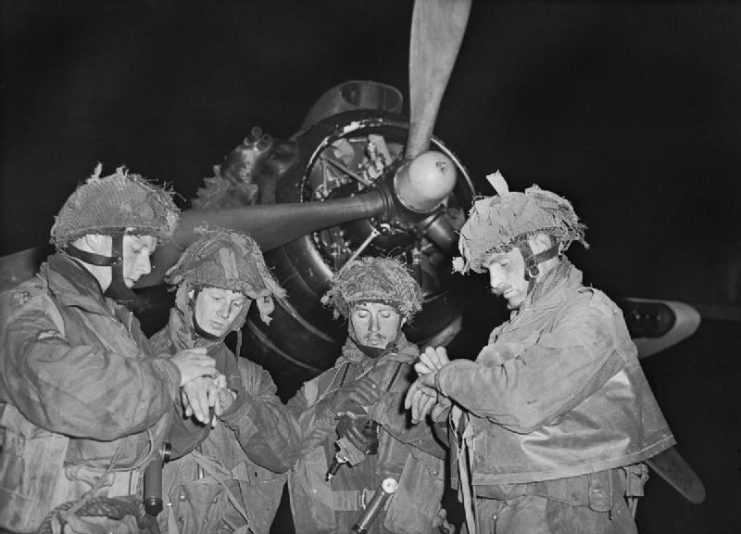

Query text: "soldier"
[0, 166, 217, 533]
[288, 257, 450, 534]
[150, 227, 300, 534]
[406, 173, 676, 534]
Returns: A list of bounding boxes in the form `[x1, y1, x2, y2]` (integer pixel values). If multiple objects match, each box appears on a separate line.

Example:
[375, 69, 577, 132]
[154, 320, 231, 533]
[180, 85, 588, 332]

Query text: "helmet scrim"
[165, 227, 286, 325]
[50, 164, 179, 247]
[322, 256, 423, 320]
[453, 171, 588, 274]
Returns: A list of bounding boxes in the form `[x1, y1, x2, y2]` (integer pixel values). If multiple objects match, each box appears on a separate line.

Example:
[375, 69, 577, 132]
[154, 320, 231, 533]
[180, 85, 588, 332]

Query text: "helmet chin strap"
[105, 233, 138, 305]
[190, 289, 222, 342]
[515, 240, 560, 292]
[64, 232, 138, 306]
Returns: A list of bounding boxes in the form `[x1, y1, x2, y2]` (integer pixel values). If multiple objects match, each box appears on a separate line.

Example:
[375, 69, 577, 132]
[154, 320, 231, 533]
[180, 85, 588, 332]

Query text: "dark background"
[1, 1, 740, 532]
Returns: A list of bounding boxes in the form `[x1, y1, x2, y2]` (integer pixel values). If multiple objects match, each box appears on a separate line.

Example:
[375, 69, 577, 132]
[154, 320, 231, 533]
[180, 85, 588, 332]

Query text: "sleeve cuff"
[151, 358, 181, 399]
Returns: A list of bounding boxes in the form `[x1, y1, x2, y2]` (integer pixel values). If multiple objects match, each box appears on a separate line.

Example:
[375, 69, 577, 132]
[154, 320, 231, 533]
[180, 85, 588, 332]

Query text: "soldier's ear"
[530, 232, 554, 254]
[79, 234, 111, 255]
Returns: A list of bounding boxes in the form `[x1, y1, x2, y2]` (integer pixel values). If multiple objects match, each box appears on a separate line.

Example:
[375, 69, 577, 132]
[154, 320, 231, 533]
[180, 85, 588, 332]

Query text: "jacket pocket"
[164, 480, 223, 534]
[0, 403, 70, 533]
[234, 461, 287, 534]
[288, 446, 337, 533]
[383, 448, 444, 534]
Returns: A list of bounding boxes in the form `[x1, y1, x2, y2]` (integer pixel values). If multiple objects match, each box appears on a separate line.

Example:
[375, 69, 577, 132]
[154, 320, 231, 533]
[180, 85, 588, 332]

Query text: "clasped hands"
[169, 347, 235, 426]
[180, 373, 236, 426]
[404, 346, 452, 424]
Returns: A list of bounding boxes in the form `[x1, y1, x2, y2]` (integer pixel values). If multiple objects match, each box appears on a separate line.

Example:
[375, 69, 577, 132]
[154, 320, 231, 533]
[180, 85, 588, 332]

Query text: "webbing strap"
[190, 450, 250, 524]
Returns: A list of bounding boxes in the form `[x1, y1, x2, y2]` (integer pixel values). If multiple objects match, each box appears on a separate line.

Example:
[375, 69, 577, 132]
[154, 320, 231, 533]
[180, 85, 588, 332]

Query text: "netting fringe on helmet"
[50, 164, 179, 247]
[453, 171, 588, 274]
[321, 256, 423, 320]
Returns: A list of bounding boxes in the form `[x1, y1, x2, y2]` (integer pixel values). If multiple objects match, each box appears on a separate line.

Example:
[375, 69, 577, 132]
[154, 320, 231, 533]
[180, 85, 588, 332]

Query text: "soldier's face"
[350, 302, 403, 348]
[192, 287, 250, 337]
[485, 247, 529, 309]
[122, 235, 157, 287]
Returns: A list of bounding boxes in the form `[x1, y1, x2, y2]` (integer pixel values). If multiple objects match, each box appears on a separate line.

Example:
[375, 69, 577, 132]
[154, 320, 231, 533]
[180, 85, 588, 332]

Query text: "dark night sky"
[2, 0, 741, 306]
[1, 2, 741, 532]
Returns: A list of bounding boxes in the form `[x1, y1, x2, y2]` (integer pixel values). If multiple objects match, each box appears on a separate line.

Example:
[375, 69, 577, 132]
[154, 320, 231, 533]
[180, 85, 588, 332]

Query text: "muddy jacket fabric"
[150, 308, 300, 534]
[436, 261, 675, 490]
[287, 334, 447, 534]
[0, 254, 179, 532]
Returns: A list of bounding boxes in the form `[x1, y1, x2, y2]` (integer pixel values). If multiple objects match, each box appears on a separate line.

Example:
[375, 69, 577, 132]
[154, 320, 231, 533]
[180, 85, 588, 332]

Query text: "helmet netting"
[166, 227, 285, 325]
[453, 173, 588, 274]
[50, 164, 179, 247]
[322, 256, 423, 320]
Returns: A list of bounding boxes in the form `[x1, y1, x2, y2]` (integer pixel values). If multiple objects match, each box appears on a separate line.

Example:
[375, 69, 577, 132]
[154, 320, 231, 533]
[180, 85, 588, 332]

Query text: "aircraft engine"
[243, 109, 476, 393]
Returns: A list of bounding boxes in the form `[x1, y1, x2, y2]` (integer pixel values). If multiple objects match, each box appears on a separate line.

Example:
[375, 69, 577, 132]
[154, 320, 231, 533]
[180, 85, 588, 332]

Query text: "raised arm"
[218, 358, 300, 473]
[435, 292, 630, 433]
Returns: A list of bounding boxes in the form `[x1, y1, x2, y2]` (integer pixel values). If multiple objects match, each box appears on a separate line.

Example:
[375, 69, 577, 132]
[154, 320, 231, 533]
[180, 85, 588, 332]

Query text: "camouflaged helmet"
[453, 172, 588, 274]
[165, 227, 286, 325]
[50, 164, 179, 247]
[322, 256, 423, 320]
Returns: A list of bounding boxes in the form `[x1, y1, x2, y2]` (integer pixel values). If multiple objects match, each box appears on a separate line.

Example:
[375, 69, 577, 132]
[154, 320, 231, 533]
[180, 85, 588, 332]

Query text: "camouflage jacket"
[151, 308, 300, 534]
[0, 254, 178, 531]
[436, 262, 675, 489]
[287, 334, 446, 534]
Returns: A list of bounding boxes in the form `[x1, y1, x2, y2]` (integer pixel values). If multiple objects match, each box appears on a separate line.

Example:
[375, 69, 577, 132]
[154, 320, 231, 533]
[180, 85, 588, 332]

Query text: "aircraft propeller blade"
[406, 0, 472, 159]
[646, 446, 706, 504]
[136, 191, 386, 287]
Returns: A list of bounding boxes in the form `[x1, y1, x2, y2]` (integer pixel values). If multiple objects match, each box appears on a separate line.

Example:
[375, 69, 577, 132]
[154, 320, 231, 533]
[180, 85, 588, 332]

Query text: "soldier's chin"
[506, 295, 524, 310]
[205, 323, 229, 337]
[363, 338, 387, 348]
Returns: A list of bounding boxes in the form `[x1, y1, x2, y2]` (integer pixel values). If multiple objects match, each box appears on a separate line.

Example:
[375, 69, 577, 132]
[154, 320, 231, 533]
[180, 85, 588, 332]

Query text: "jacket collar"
[43, 253, 113, 315]
[336, 332, 419, 369]
[165, 306, 223, 352]
[521, 259, 583, 312]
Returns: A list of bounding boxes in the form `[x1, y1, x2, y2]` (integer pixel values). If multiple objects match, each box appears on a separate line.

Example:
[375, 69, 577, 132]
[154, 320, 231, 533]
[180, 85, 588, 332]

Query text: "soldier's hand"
[214, 373, 237, 414]
[415, 346, 450, 376]
[404, 380, 439, 424]
[430, 396, 452, 422]
[171, 347, 216, 385]
[181, 375, 221, 425]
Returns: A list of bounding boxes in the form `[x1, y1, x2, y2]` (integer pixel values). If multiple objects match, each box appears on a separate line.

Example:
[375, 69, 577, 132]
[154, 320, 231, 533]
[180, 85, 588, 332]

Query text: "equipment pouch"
[235, 460, 287, 534]
[288, 446, 337, 533]
[623, 463, 648, 498]
[0, 402, 70, 532]
[587, 469, 614, 513]
[384, 448, 444, 534]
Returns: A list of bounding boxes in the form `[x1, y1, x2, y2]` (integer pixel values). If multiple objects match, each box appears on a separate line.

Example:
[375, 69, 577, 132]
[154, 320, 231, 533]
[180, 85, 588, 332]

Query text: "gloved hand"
[332, 368, 386, 414]
[336, 414, 380, 456]
[329, 413, 381, 473]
